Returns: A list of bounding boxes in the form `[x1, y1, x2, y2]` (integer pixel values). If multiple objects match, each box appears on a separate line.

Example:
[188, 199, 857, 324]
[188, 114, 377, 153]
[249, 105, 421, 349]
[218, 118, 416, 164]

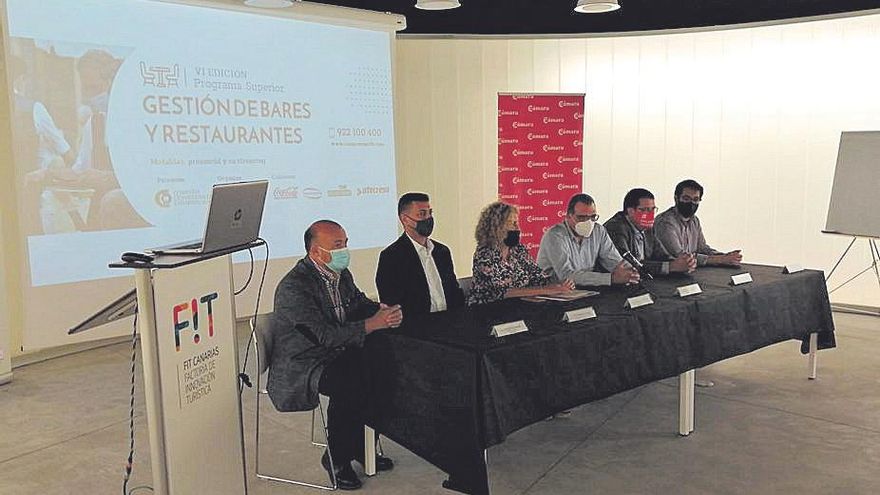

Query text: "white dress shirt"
[536, 221, 623, 286]
[407, 233, 447, 312]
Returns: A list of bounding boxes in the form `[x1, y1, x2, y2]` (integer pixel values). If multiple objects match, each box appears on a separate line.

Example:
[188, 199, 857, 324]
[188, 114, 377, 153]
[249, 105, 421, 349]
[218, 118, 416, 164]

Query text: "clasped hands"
[365, 303, 403, 333]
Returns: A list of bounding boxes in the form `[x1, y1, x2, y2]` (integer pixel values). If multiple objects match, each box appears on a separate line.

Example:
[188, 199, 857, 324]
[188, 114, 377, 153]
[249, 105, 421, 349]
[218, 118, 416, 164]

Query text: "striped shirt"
[308, 256, 346, 323]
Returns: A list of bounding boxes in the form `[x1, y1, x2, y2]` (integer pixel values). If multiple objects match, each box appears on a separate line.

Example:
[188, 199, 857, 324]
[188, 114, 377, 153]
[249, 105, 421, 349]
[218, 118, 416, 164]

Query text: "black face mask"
[410, 216, 434, 237]
[503, 230, 521, 247]
[676, 201, 699, 218]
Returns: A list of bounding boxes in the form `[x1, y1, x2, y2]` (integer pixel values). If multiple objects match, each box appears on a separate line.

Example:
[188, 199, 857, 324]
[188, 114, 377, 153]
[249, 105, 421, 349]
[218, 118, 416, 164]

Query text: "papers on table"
[531, 290, 600, 302]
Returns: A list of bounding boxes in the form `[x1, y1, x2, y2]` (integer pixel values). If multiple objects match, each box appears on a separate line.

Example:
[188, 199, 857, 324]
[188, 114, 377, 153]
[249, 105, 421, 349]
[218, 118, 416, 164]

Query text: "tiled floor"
[1, 312, 878, 494]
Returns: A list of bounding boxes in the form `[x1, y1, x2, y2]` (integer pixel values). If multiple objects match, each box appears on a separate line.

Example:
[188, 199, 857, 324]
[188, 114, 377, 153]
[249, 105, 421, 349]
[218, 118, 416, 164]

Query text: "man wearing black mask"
[654, 179, 743, 267]
[376, 192, 465, 316]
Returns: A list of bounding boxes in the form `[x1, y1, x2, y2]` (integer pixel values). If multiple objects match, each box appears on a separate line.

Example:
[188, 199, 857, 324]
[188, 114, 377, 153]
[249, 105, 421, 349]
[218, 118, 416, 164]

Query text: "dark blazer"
[267, 258, 379, 412]
[604, 211, 674, 276]
[375, 234, 465, 316]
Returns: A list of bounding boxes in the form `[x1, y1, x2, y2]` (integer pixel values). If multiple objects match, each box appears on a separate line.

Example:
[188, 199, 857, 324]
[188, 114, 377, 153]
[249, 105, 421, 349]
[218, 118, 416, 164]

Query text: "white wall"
[394, 14, 880, 308]
[0, 216, 13, 383]
[1, 30, 19, 378]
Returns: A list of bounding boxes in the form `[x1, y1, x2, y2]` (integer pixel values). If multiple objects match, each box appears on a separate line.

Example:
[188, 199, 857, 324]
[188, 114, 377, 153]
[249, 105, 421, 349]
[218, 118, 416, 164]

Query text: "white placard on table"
[491, 320, 529, 337]
[563, 307, 597, 322]
[625, 293, 654, 309]
[730, 273, 754, 285]
[783, 264, 804, 274]
[676, 283, 703, 297]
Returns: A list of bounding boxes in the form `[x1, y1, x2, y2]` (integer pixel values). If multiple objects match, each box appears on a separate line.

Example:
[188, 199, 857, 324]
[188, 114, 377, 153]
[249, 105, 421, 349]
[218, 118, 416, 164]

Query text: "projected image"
[6, 0, 398, 288]
[9, 38, 149, 236]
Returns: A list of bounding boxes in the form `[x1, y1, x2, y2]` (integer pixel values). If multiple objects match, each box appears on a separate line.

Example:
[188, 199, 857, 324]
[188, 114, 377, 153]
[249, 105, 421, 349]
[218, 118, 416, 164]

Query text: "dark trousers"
[318, 347, 367, 464]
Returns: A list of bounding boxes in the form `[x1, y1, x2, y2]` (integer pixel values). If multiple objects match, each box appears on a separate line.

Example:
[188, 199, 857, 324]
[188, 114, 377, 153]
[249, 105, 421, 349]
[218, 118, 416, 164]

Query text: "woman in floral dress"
[468, 201, 574, 305]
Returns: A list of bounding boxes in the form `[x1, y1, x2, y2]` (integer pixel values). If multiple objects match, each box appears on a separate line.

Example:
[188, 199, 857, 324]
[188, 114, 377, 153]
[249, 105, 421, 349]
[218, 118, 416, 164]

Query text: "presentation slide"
[5, 0, 398, 287]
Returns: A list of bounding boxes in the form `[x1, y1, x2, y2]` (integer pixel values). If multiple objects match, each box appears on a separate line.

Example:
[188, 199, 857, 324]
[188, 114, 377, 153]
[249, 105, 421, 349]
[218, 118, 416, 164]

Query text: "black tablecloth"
[363, 264, 835, 494]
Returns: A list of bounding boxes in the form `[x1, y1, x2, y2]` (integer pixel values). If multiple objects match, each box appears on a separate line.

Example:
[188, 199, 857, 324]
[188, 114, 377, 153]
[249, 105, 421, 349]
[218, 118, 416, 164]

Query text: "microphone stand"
[622, 250, 655, 298]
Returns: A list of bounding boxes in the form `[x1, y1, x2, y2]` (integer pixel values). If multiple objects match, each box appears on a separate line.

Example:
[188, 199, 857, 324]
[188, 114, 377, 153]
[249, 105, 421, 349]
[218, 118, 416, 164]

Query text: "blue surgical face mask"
[320, 246, 350, 273]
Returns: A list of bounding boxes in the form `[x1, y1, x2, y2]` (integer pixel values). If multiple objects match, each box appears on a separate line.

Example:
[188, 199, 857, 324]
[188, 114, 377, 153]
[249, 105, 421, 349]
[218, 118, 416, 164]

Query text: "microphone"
[621, 250, 654, 281]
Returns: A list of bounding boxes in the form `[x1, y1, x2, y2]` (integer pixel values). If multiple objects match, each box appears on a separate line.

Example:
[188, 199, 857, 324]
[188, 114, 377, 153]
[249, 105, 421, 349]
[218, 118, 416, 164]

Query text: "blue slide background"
[8, 0, 398, 286]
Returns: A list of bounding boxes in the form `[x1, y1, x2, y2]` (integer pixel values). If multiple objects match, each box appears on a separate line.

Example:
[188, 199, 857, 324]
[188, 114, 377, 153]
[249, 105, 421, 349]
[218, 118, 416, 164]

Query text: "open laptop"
[147, 180, 269, 255]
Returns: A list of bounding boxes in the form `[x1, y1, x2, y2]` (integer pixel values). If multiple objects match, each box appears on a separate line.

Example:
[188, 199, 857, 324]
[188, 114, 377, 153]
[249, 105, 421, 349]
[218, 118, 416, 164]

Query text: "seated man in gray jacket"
[268, 220, 402, 490]
[654, 179, 743, 268]
[604, 188, 696, 276]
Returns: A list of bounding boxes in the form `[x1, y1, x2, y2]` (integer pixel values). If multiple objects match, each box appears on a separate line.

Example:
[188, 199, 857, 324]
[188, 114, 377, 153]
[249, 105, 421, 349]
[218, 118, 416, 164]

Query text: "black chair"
[458, 276, 474, 301]
[250, 313, 337, 490]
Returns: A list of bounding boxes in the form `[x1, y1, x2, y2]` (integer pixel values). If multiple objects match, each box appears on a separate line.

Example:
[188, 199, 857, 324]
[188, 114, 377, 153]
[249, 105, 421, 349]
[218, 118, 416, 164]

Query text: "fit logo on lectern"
[172, 293, 219, 351]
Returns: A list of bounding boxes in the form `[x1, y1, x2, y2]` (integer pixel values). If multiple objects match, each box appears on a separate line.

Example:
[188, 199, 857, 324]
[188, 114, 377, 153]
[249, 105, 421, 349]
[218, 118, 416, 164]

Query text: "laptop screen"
[201, 181, 269, 253]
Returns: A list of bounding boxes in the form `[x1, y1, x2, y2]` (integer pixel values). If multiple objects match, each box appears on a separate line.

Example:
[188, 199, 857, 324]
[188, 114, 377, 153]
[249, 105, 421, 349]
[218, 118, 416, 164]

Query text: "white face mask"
[574, 220, 594, 238]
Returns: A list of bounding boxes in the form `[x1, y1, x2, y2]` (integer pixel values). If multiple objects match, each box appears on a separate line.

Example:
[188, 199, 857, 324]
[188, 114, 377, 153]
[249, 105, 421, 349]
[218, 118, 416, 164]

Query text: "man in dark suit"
[268, 220, 401, 490]
[604, 188, 696, 276]
[376, 192, 465, 315]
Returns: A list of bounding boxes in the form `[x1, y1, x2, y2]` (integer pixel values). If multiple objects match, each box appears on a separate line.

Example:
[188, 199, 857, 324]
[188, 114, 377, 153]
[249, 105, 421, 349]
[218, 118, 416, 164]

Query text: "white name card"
[491, 320, 529, 338]
[731, 273, 753, 285]
[563, 307, 597, 323]
[676, 283, 703, 297]
[783, 264, 804, 274]
[625, 294, 654, 309]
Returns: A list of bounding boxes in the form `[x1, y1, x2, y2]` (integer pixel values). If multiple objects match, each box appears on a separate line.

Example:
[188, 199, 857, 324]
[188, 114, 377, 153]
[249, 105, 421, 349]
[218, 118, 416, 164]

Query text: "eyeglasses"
[635, 206, 658, 213]
[679, 195, 701, 204]
[573, 214, 599, 222]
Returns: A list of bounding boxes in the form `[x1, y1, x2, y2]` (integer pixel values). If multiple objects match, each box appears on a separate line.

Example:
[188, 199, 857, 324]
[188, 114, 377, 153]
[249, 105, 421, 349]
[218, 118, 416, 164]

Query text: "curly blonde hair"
[475, 201, 517, 248]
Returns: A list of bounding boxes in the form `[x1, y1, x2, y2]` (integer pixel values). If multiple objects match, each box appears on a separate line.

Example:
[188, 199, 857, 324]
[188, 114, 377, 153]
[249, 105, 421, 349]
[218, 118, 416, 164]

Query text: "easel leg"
[826, 237, 857, 282]
[871, 240, 880, 290]
[828, 238, 880, 294]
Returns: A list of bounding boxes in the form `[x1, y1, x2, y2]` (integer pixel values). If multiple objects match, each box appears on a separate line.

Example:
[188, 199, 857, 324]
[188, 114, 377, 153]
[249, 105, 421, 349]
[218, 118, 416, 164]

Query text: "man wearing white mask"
[269, 220, 400, 490]
[537, 193, 640, 286]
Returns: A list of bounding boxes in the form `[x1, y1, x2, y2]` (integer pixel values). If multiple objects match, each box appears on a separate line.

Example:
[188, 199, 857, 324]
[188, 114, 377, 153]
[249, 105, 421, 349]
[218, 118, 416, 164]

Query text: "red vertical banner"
[498, 94, 585, 257]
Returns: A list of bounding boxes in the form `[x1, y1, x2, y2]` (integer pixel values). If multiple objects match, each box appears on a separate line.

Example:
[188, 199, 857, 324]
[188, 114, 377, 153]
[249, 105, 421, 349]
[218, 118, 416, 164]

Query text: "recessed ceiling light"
[574, 0, 620, 14]
[415, 0, 461, 10]
[243, 0, 294, 8]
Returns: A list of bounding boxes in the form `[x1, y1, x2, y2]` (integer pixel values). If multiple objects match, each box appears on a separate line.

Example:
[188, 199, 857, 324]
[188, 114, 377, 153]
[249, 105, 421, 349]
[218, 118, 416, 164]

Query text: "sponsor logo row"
[498, 110, 585, 119]
[508, 173, 574, 183]
[499, 140, 584, 149]
[488, 198, 567, 207]
[498, 116, 584, 129]
[502, 151, 582, 163]
[499, 163, 583, 172]
[492, 201, 573, 216]
[274, 185, 392, 201]
[498, 183, 581, 199]
[498, 100, 582, 112]
[154, 184, 390, 207]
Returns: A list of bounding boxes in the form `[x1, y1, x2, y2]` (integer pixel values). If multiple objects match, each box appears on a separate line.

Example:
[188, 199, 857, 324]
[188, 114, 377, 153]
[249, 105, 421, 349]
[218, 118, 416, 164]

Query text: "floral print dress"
[468, 244, 551, 305]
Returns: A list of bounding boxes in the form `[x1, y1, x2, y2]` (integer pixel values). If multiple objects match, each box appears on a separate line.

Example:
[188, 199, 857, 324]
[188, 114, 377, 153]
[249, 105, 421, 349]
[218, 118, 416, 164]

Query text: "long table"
[362, 264, 835, 494]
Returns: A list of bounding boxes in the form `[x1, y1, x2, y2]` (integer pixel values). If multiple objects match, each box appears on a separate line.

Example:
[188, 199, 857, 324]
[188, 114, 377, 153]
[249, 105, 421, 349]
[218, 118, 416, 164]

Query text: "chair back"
[251, 312, 276, 376]
[458, 276, 474, 301]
